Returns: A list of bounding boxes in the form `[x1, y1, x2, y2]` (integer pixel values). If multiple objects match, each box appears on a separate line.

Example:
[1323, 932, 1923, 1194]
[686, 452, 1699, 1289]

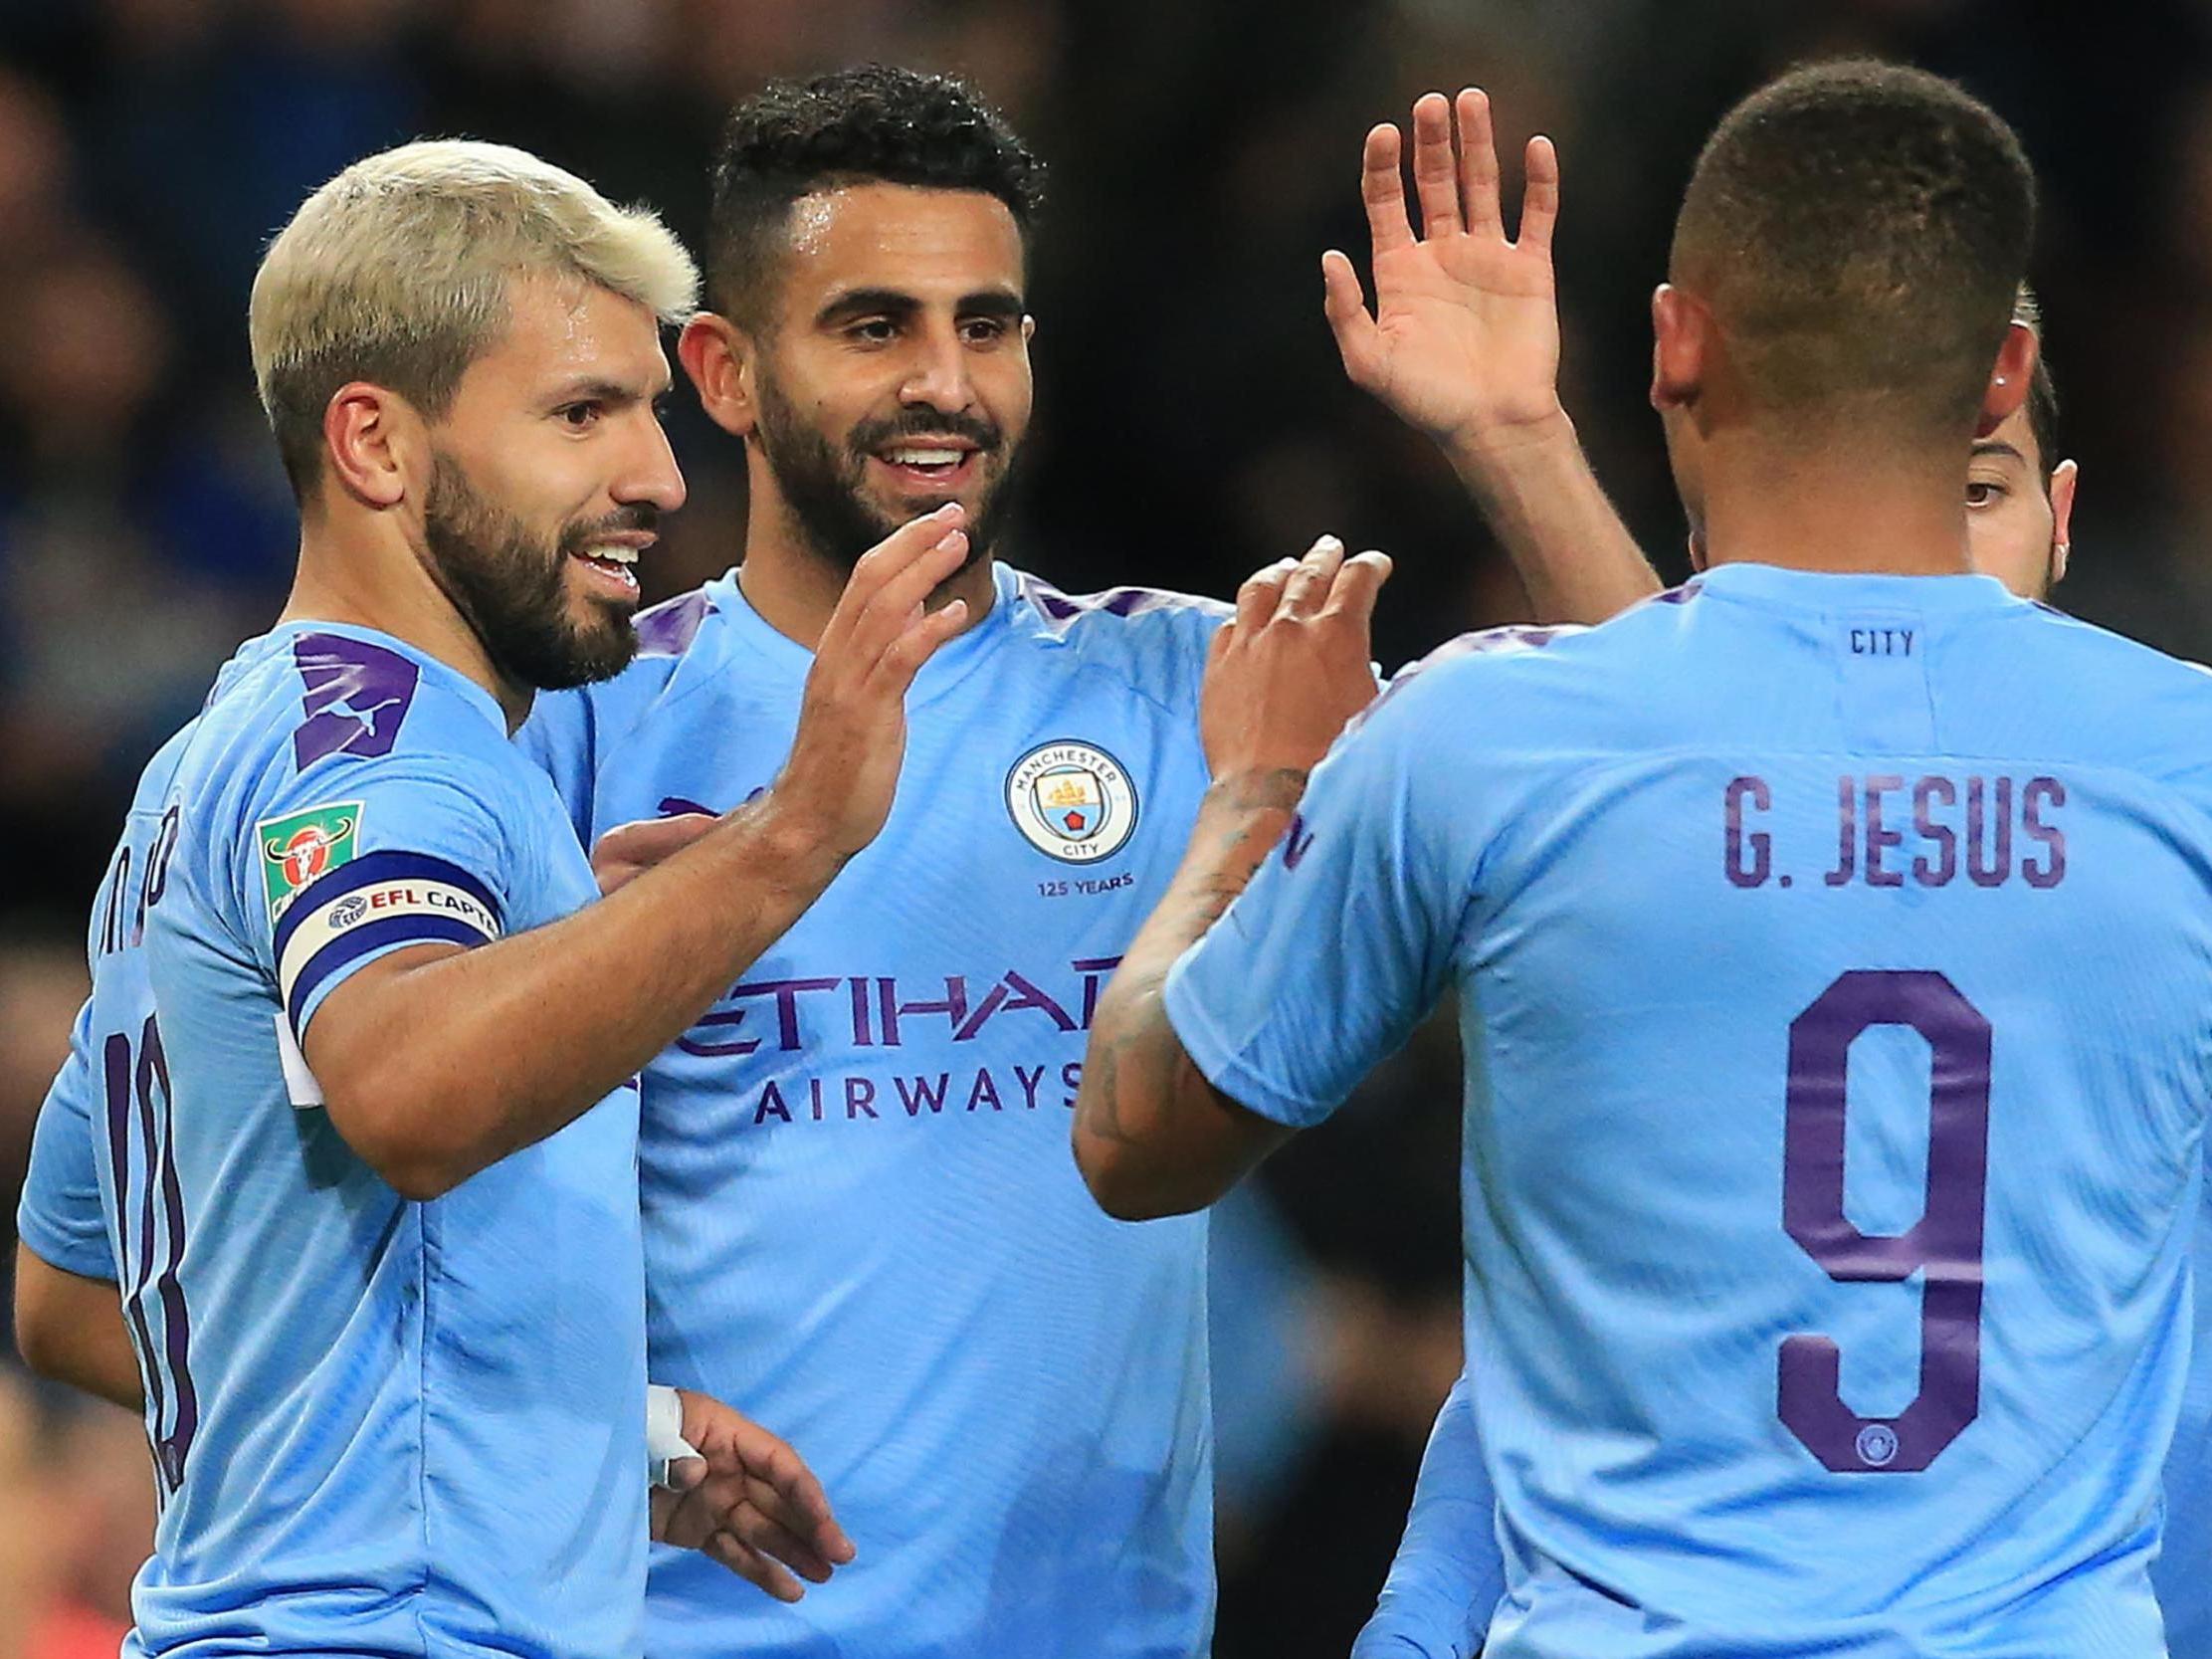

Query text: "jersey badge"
[257, 802, 362, 922]
[1005, 740, 1139, 864]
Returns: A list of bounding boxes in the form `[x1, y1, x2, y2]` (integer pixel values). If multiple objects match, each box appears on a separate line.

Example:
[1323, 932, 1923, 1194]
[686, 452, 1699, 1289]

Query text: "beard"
[751, 364, 1020, 575]
[422, 454, 650, 692]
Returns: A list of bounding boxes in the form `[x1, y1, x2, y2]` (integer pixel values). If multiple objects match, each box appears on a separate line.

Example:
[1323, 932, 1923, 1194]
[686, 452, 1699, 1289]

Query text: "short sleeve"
[248, 751, 520, 1042]
[1163, 670, 1476, 1128]
[17, 996, 118, 1281]
[514, 686, 600, 848]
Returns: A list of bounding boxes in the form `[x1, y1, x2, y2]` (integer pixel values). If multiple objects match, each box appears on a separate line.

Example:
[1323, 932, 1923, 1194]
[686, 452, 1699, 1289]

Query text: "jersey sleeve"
[17, 995, 118, 1281]
[1351, 1372, 1504, 1659]
[1163, 667, 1478, 1128]
[245, 747, 524, 1043]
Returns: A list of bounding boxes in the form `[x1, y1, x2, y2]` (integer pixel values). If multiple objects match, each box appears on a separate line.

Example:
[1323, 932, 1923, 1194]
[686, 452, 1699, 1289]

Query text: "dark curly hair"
[706, 64, 1046, 326]
[1671, 60, 2036, 436]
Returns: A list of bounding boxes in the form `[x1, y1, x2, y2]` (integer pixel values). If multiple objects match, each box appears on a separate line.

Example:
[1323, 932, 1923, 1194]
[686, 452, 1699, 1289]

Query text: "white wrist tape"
[647, 1383, 703, 1490]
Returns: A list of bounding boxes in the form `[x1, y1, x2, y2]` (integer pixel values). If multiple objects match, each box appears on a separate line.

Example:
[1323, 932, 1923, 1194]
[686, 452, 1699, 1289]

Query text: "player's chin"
[872, 464, 997, 529]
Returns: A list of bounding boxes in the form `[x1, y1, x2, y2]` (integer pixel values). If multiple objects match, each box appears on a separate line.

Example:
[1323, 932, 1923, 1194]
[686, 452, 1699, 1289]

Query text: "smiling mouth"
[872, 442, 983, 491]
[570, 541, 642, 596]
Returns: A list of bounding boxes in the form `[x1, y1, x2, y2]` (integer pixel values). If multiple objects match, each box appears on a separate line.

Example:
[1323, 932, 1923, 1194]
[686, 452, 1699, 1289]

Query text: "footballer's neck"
[1695, 428, 1975, 580]
[735, 467, 995, 652]
[283, 514, 534, 733]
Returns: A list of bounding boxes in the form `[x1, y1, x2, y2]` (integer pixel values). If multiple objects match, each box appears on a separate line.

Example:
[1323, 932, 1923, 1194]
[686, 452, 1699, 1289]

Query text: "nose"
[617, 406, 688, 516]
[899, 317, 977, 415]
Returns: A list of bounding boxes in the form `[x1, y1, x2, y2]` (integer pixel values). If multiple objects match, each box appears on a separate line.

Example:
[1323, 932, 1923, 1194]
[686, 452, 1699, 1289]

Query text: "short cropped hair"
[2011, 283, 2062, 475]
[1670, 60, 2036, 435]
[705, 64, 1045, 327]
[251, 139, 699, 499]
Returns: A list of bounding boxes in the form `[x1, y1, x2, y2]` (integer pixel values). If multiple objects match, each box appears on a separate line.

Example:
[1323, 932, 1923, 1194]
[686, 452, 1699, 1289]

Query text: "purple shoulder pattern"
[291, 634, 420, 769]
[1014, 573, 1228, 638]
[633, 588, 717, 657]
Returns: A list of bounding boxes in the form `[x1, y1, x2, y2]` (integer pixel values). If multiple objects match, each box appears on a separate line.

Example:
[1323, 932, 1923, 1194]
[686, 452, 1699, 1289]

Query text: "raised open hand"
[1323, 89, 1564, 451]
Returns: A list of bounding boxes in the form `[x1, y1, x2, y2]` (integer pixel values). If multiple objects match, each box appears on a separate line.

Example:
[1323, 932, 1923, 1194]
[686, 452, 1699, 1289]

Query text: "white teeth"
[582, 544, 638, 564]
[886, 447, 964, 467]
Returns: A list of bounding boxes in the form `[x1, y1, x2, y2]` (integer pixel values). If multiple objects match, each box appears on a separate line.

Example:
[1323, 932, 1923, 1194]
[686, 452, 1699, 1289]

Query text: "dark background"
[2, 0, 2208, 1651]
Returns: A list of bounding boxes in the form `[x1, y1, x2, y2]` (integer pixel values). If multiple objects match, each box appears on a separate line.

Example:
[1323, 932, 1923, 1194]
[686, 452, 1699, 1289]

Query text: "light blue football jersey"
[16, 622, 648, 1659]
[1167, 563, 2212, 1658]
[519, 561, 1224, 1659]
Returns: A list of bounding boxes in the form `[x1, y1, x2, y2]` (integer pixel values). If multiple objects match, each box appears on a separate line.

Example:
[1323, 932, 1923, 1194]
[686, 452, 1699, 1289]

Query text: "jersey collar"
[710, 560, 1015, 706]
[1693, 561, 2021, 614]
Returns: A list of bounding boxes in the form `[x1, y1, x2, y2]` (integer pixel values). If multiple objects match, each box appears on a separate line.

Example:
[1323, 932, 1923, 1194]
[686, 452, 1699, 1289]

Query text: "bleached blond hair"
[250, 138, 699, 497]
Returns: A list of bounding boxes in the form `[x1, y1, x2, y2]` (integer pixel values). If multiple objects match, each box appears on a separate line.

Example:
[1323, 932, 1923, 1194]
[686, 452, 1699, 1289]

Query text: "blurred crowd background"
[2, 0, 2209, 1652]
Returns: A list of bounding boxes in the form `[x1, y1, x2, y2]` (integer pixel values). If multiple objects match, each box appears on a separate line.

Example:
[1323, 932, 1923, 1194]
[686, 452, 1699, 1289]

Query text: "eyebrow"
[814, 287, 1026, 327]
[1969, 440, 2028, 465]
[545, 375, 668, 406]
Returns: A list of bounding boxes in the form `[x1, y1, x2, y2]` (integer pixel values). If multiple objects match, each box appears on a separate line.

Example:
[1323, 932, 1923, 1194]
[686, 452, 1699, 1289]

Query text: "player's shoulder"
[2012, 601, 2212, 773]
[1378, 621, 1596, 700]
[1333, 623, 1596, 762]
[203, 627, 529, 815]
[529, 575, 731, 744]
[1004, 570, 1229, 677]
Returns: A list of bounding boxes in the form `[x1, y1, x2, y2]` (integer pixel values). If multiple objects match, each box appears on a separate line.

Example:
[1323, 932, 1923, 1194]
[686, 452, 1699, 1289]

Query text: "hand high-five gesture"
[1323, 90, 1564, 452]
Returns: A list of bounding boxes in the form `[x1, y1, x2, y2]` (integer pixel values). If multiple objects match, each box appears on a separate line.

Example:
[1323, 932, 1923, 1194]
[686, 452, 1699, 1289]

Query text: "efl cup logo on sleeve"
[256, 802, 362, 921]
[1005, 740, 1138, 864]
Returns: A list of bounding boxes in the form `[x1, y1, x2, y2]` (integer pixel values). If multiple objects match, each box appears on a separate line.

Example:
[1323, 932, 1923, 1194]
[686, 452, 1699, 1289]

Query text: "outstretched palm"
[1323, 89, 1564, 448]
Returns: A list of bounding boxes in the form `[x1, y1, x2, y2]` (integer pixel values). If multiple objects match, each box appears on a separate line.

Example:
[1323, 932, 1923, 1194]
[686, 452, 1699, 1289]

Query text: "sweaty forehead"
[775, 183, 1025, 314]
[471, 273, 671, 399]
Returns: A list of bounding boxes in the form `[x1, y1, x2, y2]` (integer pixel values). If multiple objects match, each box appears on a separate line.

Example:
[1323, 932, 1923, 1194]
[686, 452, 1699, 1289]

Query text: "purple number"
[102, 1013, 197, 1493]
[1779, 970, 1990, 1473]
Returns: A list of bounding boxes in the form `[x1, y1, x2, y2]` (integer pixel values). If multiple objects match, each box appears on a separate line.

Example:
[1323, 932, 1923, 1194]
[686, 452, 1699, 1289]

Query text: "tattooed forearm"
[1073, 772, 1306, 1216]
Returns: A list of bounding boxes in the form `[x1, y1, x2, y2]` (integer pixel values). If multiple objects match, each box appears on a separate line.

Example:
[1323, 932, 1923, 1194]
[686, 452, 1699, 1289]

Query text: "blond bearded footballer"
[1317, 89, 2202, 1659]
[12, 140, 979, 1657]
[1078, 61, 2212, 1656]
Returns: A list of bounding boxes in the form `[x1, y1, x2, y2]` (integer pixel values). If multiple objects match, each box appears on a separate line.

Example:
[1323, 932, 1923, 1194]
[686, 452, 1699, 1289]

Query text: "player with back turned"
[9, 140, 978, 1657]
[1324, 90, 2208, 1659]
[1076, 62, 2212, 1655]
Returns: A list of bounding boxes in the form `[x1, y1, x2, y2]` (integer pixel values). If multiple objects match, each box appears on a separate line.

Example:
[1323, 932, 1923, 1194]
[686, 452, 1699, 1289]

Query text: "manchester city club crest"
[1005, 740, 1138, 864]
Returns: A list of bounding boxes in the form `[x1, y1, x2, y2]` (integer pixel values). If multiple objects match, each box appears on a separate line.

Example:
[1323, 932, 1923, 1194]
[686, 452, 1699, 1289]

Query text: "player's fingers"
[1458, 87, 1503, 238]
[650, 1485, 682, 1541]
[1320, 251, 1380, 378]
[731, 1426, 848, 1552]
[846, 530, 969, 664]
[1320, 549, 1394, 631]
[821, 505, 965, 658]
[663, 1454, 706, 1493]
[869, 597, 970, 694]
[1235, 558, 1298, 632]
[704, 1530, 806, 1603]
[1204, 618, 1236, 675]
[1281, 535, 1347, 620]
[724, 1501, 839, 1583]
[1408, 92, 1461, 240]
[1519, 134, 1560, 253]
[1359, 122, 1414, 256]
[590, 813, 714, 895]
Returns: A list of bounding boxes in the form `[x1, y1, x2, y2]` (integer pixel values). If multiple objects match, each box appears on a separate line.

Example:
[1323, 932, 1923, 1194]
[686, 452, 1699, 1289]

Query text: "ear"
[1649, 284, 1707, 413]
[1974, 322, 2038, 438]
[1021, 314, 1037, 344]
[2048, 457, 2080, 584]
[321, 383, 415, 511]
[679, 312, 758, 439]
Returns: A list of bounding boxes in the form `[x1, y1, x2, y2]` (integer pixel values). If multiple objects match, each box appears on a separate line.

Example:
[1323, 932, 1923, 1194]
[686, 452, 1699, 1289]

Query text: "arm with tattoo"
[1074, 539, 1390, 1219]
